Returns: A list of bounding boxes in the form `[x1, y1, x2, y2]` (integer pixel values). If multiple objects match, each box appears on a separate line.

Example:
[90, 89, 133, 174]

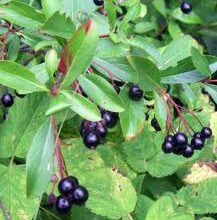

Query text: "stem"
[52, 117, 68, 178]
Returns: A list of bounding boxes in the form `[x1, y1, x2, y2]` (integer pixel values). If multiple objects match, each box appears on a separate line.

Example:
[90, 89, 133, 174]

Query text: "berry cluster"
[162, 127, 212, 158]
[52, 176, 89, 214]
[180, 1, 192, 14]
[80, 110, 118, 149]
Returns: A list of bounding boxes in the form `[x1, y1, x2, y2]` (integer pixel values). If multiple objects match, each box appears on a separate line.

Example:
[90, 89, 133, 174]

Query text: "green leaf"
[162, 35, 196, 70]
[161, 61, 217, 84]
[154, 93, 167, 130]
[121, 126, 156, 173]
[61, 0, 97, 20]
[26, 119, 54, 198]
[0, 165, 40, 220]
[191, 47, 212, 77]
[119, 86, 145, 140]
[0, 94, 49, 158]
[40, 12, 75, 39]
[7, 34, 20, 61]
[127, 56, 160, 91]
[60, 20, 99, 88]
[0, 61, 48, 94]
[152, 0, 167, 17]
[85, 168, 137, 219]
[173, 8, 203, 24]
[177, 177, 217, 214]
[133, 195, 154, 220]
[119, 3, 141, 29]
[104, 1, 116, 30]
[41, 0, 61, 19]
[203, 84, 217, 104]
[0, 1, 45, 30]
[126, 36, 165, 67]
[92, 57, 138, 83]
[78, 74, 124, 112]
[46, 90, 101, 122]
[146, 195, 194, 220]
[96, 38, 129, 58]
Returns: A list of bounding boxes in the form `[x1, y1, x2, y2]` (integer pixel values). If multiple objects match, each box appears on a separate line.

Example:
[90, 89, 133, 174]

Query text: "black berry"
[164, 135, 173, 143]
[83, 131, 101, 149]
[162, 141, 174, 154]
[93, 0, 104, 6]
[173, 144, 184, 155]
[191, 137, 204, 150]
[193, 132, 203, 139]
[180, 1, 192, 14]
[72, 186, 89, 205]
[96, 122, 108, 138]
[101, 110, 118, 128]
[58, 176, 78, 195]
[129, 85, 144, 101]
[2, 93, 14, 108]
[151, 117, 161, 131]
[201, 127, 212, 139]
[182, 144, 194, 158]
[174, 132, 188, 145]
[55, 196, 72, 214]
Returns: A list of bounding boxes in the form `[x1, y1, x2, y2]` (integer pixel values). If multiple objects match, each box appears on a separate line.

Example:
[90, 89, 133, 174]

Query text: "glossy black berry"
[58, 176, 78, 195]
[129, 85, 144, 101]
[96, 122, 108, 138]
[72, 186, 89, 205]
[201, 127, 212, 139]
[93, 0, 104, 6]
[180, 1, 192, 14]
[164, 135, 173, 143]
[191, 137, 204, 150]
[173, 144, 184, 155]
[174, 132, 188, 145]
[83, 131, 101, 149]
[151, 117, 161, 131]
[1, 93, 14, 108]
[101, 111, 118, 128]
[162, 141, 174, 154]
[182, 144, 194, 158]
[193, 132, 203, 139]
[55, 196, 72, 214]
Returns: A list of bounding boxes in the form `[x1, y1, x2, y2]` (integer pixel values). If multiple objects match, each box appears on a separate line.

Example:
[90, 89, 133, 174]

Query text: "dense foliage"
[0, 0, 216, 219]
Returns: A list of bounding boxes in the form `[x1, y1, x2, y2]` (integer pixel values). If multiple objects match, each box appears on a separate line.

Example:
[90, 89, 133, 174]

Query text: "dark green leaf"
[0, 61, 48, 94]
[119, 86, 145, 140]
[46, 90, 101, 121]
[40, 12, 75, 39]
[191, 47, 211, 77]
[78, 74, 124, 112]
[60, 20, 99, 88]
[26, 118, 54, 197]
